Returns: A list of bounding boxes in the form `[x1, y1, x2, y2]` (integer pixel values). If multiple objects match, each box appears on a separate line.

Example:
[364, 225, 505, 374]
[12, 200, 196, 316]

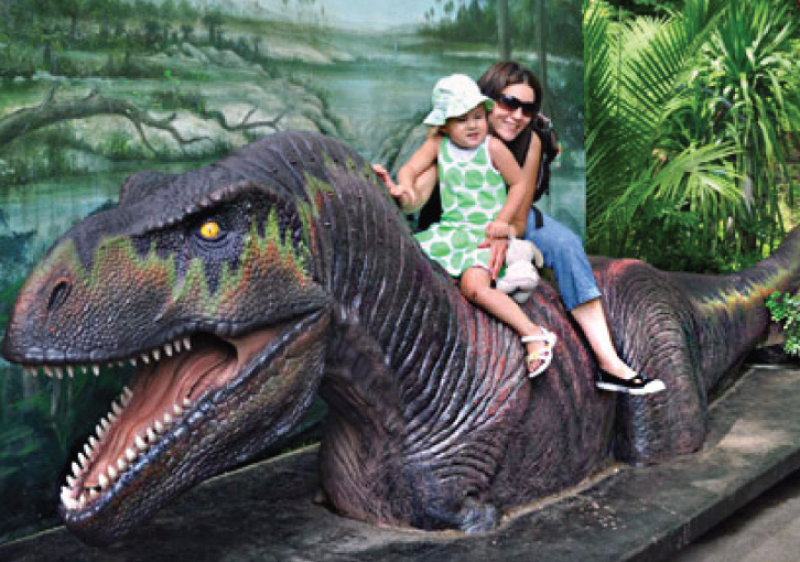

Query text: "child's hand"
[486, 220, 511, 240]
[392, 183, 416, 206]
[372, 164, 391, 185]
[372, 164, 416, 205]
[479, 237, 509, 280]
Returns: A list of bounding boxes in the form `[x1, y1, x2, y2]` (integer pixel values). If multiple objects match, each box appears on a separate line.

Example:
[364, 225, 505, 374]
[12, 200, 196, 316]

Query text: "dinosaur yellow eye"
[199, 220, 222, 240]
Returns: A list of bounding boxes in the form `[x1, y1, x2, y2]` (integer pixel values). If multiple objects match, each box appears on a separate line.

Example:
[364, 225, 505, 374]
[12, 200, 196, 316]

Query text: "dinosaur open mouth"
[45, 327, 282, 512]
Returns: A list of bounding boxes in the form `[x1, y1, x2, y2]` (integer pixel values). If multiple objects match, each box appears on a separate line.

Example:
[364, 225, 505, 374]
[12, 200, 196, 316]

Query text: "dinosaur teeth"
[63, 387, 193, 512]
[122, 386, 134, 405]
[62, 487, 78, 510]
[164, 343, 173, 357]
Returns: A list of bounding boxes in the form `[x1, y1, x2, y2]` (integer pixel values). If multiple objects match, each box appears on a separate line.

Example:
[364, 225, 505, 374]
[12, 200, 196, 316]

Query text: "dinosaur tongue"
[82, 337, 236, 489]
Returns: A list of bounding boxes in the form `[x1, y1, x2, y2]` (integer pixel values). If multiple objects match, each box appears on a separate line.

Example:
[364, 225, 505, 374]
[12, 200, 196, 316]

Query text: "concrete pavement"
[665, 466, 800, 562]
[3, 364, 800, 562]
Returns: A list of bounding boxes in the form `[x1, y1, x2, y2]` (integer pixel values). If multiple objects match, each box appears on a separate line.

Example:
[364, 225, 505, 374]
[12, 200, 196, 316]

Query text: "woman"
[383, 61, 664, 395]
[479, 61, 664, 395]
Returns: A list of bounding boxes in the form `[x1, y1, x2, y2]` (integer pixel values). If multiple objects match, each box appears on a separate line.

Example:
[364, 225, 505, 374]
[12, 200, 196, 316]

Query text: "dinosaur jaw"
[42, 320, 294, 532]
[43, 307, 330, 546]
[58, 331, 244, 512]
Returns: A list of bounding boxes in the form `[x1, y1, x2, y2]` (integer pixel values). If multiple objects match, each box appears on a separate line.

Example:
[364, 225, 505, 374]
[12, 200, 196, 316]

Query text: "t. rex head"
[2, 135, 337, 544]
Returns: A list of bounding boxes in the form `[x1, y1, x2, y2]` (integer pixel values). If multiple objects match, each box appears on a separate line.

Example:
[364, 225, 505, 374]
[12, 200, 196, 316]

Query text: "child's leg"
[460, 267, 554, 375]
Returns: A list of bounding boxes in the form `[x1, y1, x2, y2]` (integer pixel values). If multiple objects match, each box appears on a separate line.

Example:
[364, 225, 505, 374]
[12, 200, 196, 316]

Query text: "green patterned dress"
[415, 136, 506, 276]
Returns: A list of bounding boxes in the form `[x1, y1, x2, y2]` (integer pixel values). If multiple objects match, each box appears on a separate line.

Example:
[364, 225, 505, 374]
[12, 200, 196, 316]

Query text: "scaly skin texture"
[3, 131, 799, 545]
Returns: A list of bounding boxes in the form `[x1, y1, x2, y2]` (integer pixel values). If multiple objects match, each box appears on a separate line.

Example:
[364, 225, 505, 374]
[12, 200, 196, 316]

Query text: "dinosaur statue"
[2, 131, 799, 546]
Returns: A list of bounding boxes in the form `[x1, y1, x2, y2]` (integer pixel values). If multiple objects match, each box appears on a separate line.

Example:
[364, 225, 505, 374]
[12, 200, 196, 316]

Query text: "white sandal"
[521, 328, 557, 379]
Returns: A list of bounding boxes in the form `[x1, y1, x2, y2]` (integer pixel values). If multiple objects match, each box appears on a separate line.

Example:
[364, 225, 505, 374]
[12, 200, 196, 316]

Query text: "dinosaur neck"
[311, 164, 526, 522]
[316, 163, 522, 404]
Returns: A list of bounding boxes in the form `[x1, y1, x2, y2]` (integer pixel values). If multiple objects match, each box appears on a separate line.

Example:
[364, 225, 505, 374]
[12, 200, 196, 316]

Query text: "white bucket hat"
[423, 74, 494, 126]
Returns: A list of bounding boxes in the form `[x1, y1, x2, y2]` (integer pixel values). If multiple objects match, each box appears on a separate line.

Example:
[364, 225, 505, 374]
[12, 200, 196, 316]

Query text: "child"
[379, 74, 556, 378]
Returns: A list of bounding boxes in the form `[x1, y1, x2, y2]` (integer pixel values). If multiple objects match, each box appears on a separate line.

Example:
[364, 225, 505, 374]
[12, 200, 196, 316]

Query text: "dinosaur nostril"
[48, 278, 72, 312]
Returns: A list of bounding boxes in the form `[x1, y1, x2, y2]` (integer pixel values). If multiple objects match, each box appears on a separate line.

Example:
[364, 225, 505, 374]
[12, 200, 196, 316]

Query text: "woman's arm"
[509, 132, 542, 235]
[487, 137, 526, 236]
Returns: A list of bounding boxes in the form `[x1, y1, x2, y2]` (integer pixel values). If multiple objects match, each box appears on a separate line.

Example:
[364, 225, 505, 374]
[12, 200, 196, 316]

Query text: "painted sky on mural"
[318, 0, 433, 27]
[200, 0, 435, 29]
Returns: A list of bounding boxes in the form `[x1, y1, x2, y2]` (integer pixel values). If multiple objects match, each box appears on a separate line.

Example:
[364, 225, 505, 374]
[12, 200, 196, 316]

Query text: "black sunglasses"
[494, 94, 536, 117]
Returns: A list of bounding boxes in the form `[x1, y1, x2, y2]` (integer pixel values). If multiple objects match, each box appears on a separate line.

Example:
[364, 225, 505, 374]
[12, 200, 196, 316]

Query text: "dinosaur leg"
[597, 260, 708, 465]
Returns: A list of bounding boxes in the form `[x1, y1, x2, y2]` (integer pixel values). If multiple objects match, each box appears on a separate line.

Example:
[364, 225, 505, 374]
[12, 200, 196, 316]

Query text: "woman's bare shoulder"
[488, 135, 513, 156]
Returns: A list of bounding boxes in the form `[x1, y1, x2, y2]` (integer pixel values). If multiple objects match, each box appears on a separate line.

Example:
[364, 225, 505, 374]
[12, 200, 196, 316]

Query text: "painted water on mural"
[0, 0, 582, 544]
[0, 51, 584, 258]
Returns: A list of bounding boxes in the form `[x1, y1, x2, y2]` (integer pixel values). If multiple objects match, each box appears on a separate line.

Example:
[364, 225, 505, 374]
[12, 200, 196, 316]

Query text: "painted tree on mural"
[421, 0, 580, 95]
[497, 0, 510, 58]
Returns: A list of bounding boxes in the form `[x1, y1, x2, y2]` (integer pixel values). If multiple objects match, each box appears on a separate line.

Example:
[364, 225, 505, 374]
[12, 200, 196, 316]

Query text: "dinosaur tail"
[592, 226, 800, 466]
[678, 224, 800, 389]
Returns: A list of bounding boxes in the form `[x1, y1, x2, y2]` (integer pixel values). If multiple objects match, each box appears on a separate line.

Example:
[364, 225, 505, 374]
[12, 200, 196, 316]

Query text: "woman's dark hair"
[479, 60, 558, 204]
[477, 61, 544, 118]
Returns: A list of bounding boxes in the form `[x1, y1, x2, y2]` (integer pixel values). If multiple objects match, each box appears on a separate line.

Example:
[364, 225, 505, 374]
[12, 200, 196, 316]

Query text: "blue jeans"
[523, 208, 602, 311]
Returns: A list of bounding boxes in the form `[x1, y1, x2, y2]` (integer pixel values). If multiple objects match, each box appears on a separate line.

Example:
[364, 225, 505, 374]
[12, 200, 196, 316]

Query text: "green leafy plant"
[766, 291, 800, 357]
[585, 0, 800, 272]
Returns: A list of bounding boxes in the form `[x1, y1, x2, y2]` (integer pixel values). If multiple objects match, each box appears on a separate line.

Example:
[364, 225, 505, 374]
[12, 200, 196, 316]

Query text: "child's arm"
[486, 137, 528, 239]
[391, 135, 442, 213]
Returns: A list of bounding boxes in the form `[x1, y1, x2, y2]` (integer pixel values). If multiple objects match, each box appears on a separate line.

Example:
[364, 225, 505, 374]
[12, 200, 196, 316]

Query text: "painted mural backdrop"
[0, 0, 583, 543]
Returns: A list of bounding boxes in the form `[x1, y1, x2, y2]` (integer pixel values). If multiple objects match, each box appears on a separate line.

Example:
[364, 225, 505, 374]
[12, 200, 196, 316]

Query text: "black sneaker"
[596, 370, 666, 396]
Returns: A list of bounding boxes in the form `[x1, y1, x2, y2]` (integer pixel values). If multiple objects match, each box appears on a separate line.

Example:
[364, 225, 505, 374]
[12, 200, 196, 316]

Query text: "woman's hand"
[485, 220, 511, 240]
